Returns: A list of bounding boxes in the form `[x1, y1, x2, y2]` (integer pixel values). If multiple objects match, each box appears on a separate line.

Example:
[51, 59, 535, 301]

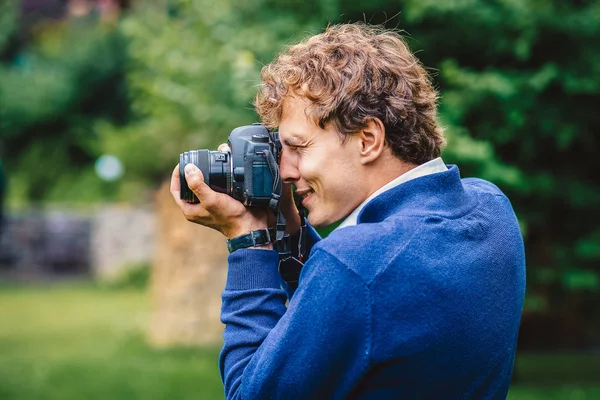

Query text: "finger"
[280, 183, 299, 212]
[217, 143, 231, 152]
[184, 163, 216, 205]
[280, 183, 301, 234]
[179, 200, 213, 223]
[170, 164, 183, 204]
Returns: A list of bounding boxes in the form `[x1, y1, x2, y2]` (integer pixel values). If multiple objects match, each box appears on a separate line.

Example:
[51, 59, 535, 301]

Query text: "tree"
[0, 1, 130, 204]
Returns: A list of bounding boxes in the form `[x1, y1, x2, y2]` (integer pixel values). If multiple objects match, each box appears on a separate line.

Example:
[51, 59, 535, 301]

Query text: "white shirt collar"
[335, 157, 448, 230]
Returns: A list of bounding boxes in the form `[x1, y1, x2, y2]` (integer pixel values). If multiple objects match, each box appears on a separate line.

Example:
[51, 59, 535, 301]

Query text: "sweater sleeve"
[219, 247, 371, 400]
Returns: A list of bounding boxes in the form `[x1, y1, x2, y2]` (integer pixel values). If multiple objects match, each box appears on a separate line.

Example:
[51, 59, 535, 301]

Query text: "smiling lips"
[295, 188, 314, 206]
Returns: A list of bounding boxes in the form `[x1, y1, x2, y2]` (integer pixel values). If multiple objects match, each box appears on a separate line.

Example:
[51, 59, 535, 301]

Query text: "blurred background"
[0, 0, 599, 399]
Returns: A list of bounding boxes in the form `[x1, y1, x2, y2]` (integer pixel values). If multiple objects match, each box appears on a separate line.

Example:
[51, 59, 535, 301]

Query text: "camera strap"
[276, 208, 307, 291]
[259, 150, 282, 212]
[259, 147, 306, 290]
[259, 149, 287, 241]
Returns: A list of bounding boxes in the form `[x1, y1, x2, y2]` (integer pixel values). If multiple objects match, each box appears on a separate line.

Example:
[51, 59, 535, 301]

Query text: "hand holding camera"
[170, 124, 300, 242]
[170, 161, 271, 241]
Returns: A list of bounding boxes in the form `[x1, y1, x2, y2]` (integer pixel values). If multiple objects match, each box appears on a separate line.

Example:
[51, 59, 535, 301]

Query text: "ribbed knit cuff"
[226, 249, 281, 290]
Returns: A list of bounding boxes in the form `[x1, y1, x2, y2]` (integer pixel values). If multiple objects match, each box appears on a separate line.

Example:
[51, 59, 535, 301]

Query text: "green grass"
[509, 353, 600, 400]
[0, 282, 598, 399]
[0, 282, 223, 400]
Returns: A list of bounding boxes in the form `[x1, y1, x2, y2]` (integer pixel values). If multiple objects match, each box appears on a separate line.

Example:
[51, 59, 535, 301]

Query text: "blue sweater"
[219, 165, 526, 399]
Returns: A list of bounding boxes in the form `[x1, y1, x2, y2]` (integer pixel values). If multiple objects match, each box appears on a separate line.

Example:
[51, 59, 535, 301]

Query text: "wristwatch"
[227, 228, 275, 253]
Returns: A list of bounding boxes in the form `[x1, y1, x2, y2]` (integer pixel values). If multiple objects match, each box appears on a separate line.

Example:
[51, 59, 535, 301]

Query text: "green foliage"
[0, 0, 18, 57]
[0, 14, 129, 203]
[97, 0, 326, 189]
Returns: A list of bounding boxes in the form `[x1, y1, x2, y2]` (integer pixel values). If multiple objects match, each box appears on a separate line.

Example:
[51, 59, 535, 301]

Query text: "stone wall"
[0, 205, 155, 280]
[0, 210, 91, 277]
[90, 205, 155, 279]
[0, 189, 228, 346]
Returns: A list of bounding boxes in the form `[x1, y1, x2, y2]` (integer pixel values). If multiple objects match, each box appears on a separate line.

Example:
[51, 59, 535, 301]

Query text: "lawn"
[0, 282, 223, 400]
[0, 282, 598, 399]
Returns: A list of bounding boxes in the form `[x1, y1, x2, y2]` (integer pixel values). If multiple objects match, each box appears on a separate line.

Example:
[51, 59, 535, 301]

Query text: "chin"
[306, 213, 326, 229]
[306, 212, 336, 229]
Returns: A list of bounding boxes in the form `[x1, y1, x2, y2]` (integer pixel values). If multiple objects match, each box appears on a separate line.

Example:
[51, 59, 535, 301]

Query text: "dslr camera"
[179, 123, 281, 210]
[179, 124, 305, 288]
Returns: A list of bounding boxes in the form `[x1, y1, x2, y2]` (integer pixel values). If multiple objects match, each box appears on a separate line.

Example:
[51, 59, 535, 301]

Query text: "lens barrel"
[179, 150, 231, 203]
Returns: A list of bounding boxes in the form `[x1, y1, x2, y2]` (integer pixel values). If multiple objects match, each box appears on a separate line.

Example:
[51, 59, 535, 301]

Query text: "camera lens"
[179, 150, 232, 203]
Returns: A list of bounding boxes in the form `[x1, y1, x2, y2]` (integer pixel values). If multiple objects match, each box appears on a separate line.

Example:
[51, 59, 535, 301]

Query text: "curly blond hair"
[255, 23, 445, 164]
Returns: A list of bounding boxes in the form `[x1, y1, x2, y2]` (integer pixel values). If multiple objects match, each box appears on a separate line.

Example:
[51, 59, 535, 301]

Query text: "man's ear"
[358, 118, 386, 164]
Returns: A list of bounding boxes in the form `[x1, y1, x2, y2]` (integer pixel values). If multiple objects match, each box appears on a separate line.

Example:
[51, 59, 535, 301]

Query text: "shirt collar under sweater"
[336, 157, 448, 230]
[356, 164, 477, 227]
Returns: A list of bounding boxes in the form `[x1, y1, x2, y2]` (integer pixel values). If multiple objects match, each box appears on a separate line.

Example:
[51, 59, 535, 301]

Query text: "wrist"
[226, 228, 275, 253]
[225, 217, 269, 239]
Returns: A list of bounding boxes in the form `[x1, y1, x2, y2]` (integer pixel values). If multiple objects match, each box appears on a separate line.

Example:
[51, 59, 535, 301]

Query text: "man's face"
[278, 97, 368, 228]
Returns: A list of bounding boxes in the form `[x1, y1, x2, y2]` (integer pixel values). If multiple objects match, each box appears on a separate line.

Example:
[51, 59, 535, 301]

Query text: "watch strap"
[227, 228, 275, 253]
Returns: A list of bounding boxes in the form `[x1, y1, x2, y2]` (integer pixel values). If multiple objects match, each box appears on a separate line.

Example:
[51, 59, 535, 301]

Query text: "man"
[171, 24, 525, 399]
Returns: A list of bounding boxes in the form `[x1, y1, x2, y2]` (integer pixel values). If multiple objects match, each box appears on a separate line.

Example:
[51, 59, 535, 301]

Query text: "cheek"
[297, 156, 318, 181]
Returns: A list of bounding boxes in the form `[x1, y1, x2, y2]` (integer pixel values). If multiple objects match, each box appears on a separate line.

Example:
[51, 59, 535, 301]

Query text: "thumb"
[184, 163, 213, 203]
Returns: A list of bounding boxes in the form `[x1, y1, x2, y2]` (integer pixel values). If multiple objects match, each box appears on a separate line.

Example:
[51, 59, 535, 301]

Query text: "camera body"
[179, 123, 281, 208]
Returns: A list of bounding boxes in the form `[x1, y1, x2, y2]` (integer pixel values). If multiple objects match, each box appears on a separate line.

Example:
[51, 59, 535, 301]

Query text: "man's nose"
[279, 152, 300, 183]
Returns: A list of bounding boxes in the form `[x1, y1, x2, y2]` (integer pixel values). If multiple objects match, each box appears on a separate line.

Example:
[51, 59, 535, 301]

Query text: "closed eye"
[286, 145, 305, 153]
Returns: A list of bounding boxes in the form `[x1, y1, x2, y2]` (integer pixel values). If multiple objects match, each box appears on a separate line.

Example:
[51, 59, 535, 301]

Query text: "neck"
[363, 153, 417, 198]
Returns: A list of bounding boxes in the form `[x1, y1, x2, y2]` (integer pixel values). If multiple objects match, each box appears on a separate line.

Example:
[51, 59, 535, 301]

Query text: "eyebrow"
[282, 135, 305, 146]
